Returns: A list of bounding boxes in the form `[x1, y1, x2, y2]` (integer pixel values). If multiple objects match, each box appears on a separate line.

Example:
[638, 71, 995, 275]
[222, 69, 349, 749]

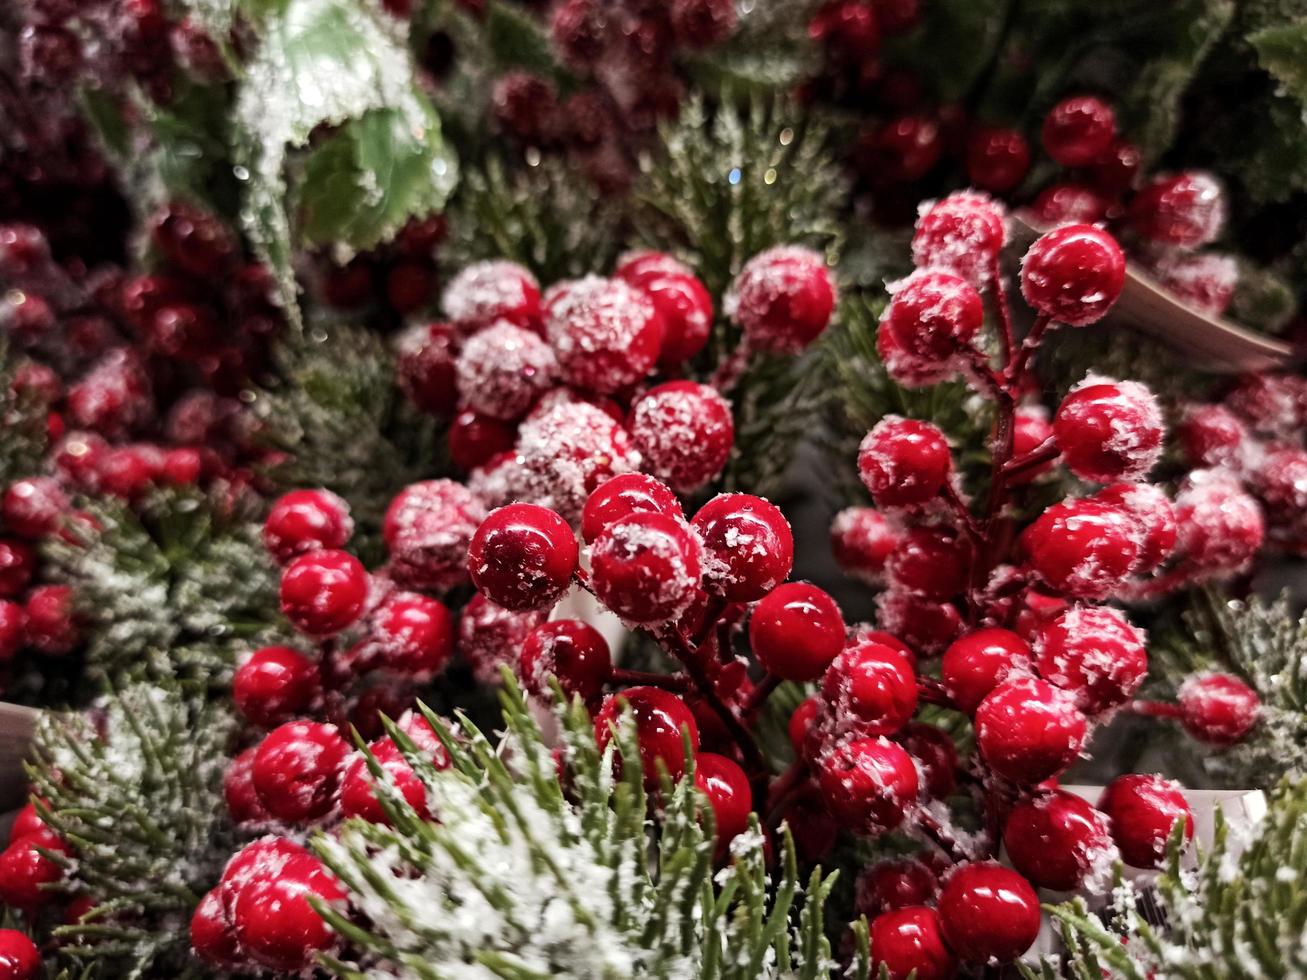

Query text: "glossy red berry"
[788, 696, 821, 758]
[251, 721, 351, 822]
[24, 585, 78, 655]
[966, 126, 1031, 193]
[855, 858, 938, 918]
[594, 686, 699, 788]
[863, 115, 942, 183]
[1094, 482, 1177, 572]
[369, 591, 455, 677]
[0, 929, 38, 979]
[1020, 224, 1126, 327]
[1054, 379, 1165, 483]
[233, 646, 319, 728]
[590, 512, 702, 624]
[1173, 475, 1264, 577]
[1022, 498, 1140, 599]
[875, 589, 963, 655]
[546, 276, 663, 394]
[0, 540, 34, 599]
[448, 409, 518, 472]
[0, 837, 65, 913]
[941, 628, 1032, 714]
[1041, 95, 1116, 167]
[395, 322, 459, 416]
[975, 676, 1087, 783]
[224, 747, 271, 825]
[731, 246, 836, 353]
[630, 382, 734, 492]
[1177, 673, 1260, 745]
[1127, 171, 1225, 248]
[911, 191, 1006, 290]
[695, 752, 751, 857]
[456, 322, 557, 421]
[869, 906, 956, 980]
[0, 602, 23, 662]
[815, 736, 919, 834]
[1098, 774, 1194, 869]
[2, 478, 67, 539]
[468, 503, 578, 612]
[1035, 605, 1147, 713]
[339, 736, 442, 824]
[1003, 789, 1116, 891]
[279, 549, 368, 636]
[829, 507, 898, 584]
[620, 269, 713, 369]
[899, 722, 958, 798]
[1026, 182, 1110, 228]
[263, 489, 353, 564]
[858, 417, 952, 508]
[819, 638, 918, 736]
[217, 836, 309, 916]
[750, 582, 846, 681]
[692, 494, 794, 602]
[581, 473, 682, 545]
[887, 527, 970, 600]
[877, 323, 957, 388]
[5, 803, 46, 850]
[190, 889, 243, 969]
[937, 861, 1040, 962]
[519, 619, 612, 702]
[442, 259, 542, 334]
[230, 850, 345, 971]
[882, 271, 984, 363]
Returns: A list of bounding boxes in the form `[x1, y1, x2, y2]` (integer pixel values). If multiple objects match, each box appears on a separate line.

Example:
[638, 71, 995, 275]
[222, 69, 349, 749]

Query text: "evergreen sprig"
[26, 677, 239, 979]
[40, 487, 284, 688]
[1024, 776, 1307, 980]
[0, 341, 51, 486]
[314, 676, 857, 979]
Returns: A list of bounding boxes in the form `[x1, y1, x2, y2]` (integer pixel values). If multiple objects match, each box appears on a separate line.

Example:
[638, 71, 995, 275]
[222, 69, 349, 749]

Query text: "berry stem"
[940, 483, 982, 544]
[1007, 312, 1053, 383]
[609, 668, 691, 692]
[764, 759, 809, 822]
[1000, 436, 1060, 480]
[709, 340, 752, 393]
[916, 677, 958, 710]
[1128, 699, 1184, 720]
[989, 253, 1016, 364]
[914, 808, 968, 864]
[742, 672, 781, 717]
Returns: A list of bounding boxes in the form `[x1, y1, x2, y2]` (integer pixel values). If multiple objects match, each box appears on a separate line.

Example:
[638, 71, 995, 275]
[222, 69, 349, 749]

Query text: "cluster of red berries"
[317, 215, 448, 321]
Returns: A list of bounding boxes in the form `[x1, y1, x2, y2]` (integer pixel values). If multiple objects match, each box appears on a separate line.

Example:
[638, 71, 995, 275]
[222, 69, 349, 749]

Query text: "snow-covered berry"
[858, 416, 952, 508]
[692, 493, 794, 602]
[233, 646, 320, 728]
[517, 401, 642, 523]
[455, 322, 557, 420]
[1098, 773, 1194, 869]
[545, 275, 663, 394]
[459, 593, 544, 686]
[1128, 171, 1225, 249]
[1177, 404, 1248, 469]
[911, 191, 1006, 289]
[975, 676, 1087, 783]
[1041, 94, 1116, 168]
[589, 512, 701, 624]
[518, 619, 612, 703]
[229, 847, 345, 971]
[1094, 482, 1177, 572]
[815, 736, 918, 835]
[1035, 605, 1147, 714]
[468, 503, 578, 612]
[263, 489, 353, 564]
[1177, 672, 1260, 745]
[395, 322, 459, 417]
[1150, 251, 1238, 316]
[1020, 224, 1125, 326]
[442, 259, 542, 334]
[279, 549, 369, 636]
[1003, 789, 1116, 891]
[251, 721, 351, 822]
[887, 527, 970, 600]
[830, 507, 899, 584]
[1172, 474, 1265, 577]
[881, 270, 984, 363]
[818, 637, 918, 737]
[730, 246, 836, 353]
[383, 480, 488, 593]
[368, 591, 455, 678]
[1022, 498, 1141, 599]
[1053, 377, 1164, 482]
[855, 858, 938, 918]
[629, 381, 734, 492]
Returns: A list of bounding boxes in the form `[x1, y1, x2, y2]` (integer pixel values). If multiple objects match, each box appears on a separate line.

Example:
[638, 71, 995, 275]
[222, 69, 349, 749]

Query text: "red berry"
[0, 838, 64, 913]
[24, 585, 78, 655]
[0, 602, 24, 662]
[190, 889, 243, 969]
[1020, 224, 1126, 327]
[516, 401, 642, 522]
[788, 696, 821, 758]
[965, 126, 1031, 194]
[231, 850, 345, 971]
[589, 512, 701, 624]
[618, 268, 713, 369]
[582, 473, 682, 545]
[694, 752, 751, 857]
[731, 246, 836, 354]
[876, 324, 957, 388]
[869, 906, 956, 980]
[1173, 474, 1264, 577]
[151, 202, 236, 277]
[7, 803, 46, 849]
[1035, 605, 1146, 714]
[750, 582, 845, 682]
[809, 1, 880, 60]
[279, 549, 368, 636]
[1004, 789, 1116, 890]
[67, 348, 153, 439]
[875, 590, 963, 655]
[899, 722, 957, 798]
[395, 322, 459, 416]
[1026, 182, 1110, 227]
[218, 836, 309, 916]
[937, 861, 1040, 962]
[1098, 774, 1194, 869]
[1008, 406, 1055, 485]
[2, 293, 56, 349]
[1022, 498, 1140, 599]
[614, 251, 692, 282]
[546, 276, 663, 394]
[594, 686, 699, 788]
[1149, 251, 1238, 316]
[384, 479, 488, 592]
[830, 507, 898, 584]
[1054, 379, 1165, 483]
[975, 676, 1087, 783]
[1041, 95, 1116, 167]
[1094, 482, 1177, 572]
[251, 720, 350, 822]
[911, 191, 1006, 290]
[0, 540, 35, 599]
[1252, 446, 1307, 525]
[815, 736, 918, 834]
[630, 382, 734, 492]
[518, 619, 612, 702]
[855, 858, 937, 918]
[456, 322, 557, 421]
[224, 747, 271, 825]
[2, 478, 67, 539]
[492, 71, 558, 142]
[862, 115, 942, 183]
[819, 638, 918, 736]
[459, 593, 545, 686]
[339, 736, 441, 824]
[692, 494, 794, 602]
[468, 503, 578, 612]
[386, 262, 433, 314]
[887, 527, 970, 600]
[233, 646, 320, 728]
[1128, 171, 1225, 248]
[1177, 673, 1259, 745]
[872, 0, 920, 34]
[263, 489, 353, 564]
[147, 303, 222, 359]
[941, 628, 1031, 714]
[550, 0, 606, 70]
[858, 417, 952, 508]
[369, 592, 455, 677]
[442, 260, 542, 334]
[1177, 404, 1248, 469]
[1091, 139, 1142, 194]
[882, 271, 984, 363]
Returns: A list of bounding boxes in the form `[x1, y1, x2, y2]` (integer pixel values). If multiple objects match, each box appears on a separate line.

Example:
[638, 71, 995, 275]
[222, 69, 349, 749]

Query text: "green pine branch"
[40, 487, 284, 688]
[26, 677, 238, 979]
[0, 342, 52, 486]
[314, 676, 858, 979]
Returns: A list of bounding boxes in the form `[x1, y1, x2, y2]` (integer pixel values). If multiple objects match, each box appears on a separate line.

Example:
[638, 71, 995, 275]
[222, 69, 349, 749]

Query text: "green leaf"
[1249, 19, 1307, 103]
[298, 99, 457, 250]
[482, 0, 559, 75]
